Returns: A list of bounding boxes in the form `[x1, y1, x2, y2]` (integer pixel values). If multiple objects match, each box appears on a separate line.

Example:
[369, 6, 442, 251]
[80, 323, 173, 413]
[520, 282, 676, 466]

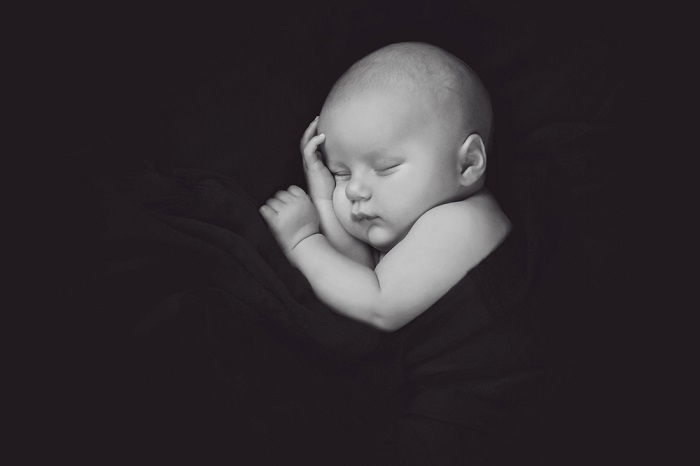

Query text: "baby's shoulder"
[414, 199, 477, 232]
[417, 192, 508, 233]
[408, 195, 510, 264]
[398, 200, 479, 262]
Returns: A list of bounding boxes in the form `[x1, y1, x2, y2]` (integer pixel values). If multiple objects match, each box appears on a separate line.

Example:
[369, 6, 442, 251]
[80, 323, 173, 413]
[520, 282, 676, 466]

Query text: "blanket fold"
[82, 166, 397, 463]
[95, 166, 384, 360]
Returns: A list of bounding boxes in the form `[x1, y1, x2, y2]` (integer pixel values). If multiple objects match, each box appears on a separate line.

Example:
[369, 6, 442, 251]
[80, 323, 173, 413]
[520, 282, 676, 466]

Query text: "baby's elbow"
[369, 315, 400, 332]
[369, 309, 408, 333]
[369, 297, 428, 332]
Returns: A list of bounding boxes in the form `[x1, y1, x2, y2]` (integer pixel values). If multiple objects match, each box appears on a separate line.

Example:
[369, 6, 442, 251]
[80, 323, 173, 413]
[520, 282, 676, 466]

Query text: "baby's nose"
[345, 178, 371, 202]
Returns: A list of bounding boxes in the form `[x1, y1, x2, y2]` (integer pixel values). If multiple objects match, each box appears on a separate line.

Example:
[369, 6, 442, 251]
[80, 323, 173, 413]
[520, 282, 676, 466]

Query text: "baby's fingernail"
[314, 115, 319, 121]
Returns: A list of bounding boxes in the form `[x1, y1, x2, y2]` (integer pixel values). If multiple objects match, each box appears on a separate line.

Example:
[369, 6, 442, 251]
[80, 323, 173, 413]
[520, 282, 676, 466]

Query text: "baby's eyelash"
[331, 164, 400, 178]
[377, 164, 401, 173]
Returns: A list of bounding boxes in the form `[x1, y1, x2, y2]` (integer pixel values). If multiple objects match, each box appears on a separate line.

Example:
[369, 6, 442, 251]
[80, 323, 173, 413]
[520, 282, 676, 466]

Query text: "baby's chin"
[366, 225, 405, 252]
[343, 222, 394, 252]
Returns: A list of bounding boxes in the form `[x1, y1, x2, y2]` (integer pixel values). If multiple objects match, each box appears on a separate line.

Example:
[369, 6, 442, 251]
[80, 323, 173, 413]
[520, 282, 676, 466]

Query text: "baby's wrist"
[311, 196, 333, 206]
[288, 231, 322, 253]
[287, 232, 323, 264]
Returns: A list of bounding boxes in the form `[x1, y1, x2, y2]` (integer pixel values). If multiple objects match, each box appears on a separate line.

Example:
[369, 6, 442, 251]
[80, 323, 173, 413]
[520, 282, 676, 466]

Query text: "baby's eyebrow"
[369, 154, 403, 164]
[326, 149, 404, 168]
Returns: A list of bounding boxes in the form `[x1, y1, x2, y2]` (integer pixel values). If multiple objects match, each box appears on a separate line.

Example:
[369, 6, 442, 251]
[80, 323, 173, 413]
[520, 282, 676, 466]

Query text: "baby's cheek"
[332, 192, 353, 228]
[332, 187, 348, 210]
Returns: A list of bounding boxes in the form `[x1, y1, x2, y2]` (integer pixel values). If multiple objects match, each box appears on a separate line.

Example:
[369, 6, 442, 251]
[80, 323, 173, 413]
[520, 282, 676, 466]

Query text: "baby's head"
[317, 42, 493, 252]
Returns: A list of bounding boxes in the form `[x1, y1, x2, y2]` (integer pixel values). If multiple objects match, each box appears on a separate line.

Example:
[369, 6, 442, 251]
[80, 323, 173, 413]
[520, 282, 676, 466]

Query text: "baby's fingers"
[300, 116, 319, 152]
[287, 185, 307, 197]
[302, 133, 326, 170]
[259, 204, 276, 220]
[265, 198, 285, 213]
[275, 190, 295, 203]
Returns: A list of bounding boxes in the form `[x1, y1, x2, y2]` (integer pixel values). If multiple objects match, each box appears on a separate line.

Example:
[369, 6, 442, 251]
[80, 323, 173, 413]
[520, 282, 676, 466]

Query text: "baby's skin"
[260, 44, 511, 332]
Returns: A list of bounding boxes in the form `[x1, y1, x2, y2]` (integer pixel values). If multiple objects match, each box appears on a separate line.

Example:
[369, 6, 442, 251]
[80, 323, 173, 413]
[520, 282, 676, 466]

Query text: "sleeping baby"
[259, 42, 511, 332]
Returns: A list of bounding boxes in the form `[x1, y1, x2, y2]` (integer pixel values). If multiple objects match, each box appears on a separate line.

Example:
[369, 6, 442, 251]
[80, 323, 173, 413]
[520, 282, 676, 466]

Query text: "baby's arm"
[289, 203, 488, 331]
[314, 198, 375, 268]
[301, 117, 374, 268]
[261, 188, 508, 331]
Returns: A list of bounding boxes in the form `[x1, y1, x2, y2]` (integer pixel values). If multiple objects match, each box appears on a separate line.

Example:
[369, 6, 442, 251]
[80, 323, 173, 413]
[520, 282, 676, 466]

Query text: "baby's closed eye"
[330, 162, 402, 179]
[376, 163, 401, 174]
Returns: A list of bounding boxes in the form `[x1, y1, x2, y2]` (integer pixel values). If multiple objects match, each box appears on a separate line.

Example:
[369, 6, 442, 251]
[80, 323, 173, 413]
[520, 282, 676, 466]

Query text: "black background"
[23, 0, 652, 463]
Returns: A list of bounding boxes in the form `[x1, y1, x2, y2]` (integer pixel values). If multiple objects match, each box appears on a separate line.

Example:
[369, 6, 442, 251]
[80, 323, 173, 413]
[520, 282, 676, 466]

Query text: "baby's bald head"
[321, 42, 493, 148]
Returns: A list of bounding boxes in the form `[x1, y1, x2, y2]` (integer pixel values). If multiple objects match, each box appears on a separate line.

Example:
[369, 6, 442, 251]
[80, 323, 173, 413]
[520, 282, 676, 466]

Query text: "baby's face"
[319, 87, 466, 252]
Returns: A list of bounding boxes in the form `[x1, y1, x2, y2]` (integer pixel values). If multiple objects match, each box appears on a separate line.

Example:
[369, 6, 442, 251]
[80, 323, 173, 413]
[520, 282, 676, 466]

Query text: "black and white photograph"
[29, 1, 648, 464]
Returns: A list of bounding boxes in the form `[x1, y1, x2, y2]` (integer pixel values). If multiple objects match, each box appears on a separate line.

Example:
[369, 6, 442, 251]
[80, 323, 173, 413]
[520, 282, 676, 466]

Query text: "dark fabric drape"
[46, 2, 631, 463]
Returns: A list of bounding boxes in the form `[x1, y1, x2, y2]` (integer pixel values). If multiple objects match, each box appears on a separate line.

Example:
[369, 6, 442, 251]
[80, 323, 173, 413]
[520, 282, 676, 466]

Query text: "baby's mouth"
[350, 212, 378, 222]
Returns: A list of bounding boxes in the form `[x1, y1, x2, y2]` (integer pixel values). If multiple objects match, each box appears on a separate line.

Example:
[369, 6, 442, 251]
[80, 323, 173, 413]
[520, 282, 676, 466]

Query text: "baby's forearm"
[314, 199, 375, 268]
[286, 233, 385, 329]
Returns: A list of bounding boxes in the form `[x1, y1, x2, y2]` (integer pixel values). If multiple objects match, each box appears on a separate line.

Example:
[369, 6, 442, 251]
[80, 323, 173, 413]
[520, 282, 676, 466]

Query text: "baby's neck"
[372, 248, 385, 265]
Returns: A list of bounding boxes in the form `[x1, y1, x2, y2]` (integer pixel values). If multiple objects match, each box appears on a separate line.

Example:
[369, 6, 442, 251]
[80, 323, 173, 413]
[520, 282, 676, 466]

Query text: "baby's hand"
[301, 116, 335, 201]
[259, 185, 320, 253]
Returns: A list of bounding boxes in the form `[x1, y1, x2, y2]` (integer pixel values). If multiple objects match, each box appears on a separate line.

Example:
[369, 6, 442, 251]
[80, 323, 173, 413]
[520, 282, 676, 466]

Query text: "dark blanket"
[76, 167, 401, 464]
[68, 160, 553, 466]
[45, 4, 630, 464]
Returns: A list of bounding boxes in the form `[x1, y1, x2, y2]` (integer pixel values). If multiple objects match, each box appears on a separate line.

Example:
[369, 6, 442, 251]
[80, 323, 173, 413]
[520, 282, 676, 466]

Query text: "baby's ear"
[457, 133, 486, 188]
